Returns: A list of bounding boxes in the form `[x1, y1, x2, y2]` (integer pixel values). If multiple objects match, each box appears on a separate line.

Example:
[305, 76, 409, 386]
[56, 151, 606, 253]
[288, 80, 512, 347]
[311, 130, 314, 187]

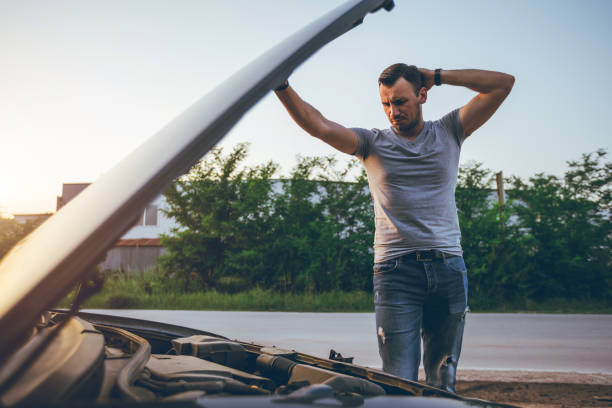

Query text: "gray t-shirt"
[352, 109, 465, 263]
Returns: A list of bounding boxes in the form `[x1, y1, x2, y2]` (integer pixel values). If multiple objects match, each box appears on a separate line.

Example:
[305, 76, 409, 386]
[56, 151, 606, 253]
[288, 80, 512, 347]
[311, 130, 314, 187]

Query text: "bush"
[158, 144, 374, 294]
[155, 145, 610, 307]
[216, 276, 249, 293]
[106, 295, 137, 309]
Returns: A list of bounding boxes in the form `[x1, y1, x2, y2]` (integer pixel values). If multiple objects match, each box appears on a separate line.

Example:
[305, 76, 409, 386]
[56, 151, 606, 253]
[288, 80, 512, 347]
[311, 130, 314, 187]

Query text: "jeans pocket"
[373, 258, 399, 275]
[445, 256, 467, 273]
[444, 256, 468, 312]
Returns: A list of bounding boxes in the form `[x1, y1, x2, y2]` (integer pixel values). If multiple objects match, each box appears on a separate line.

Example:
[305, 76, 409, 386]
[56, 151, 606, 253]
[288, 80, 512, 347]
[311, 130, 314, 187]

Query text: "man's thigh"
[373, 258, 427, 379]
[421, 256, 469, 388]
[435, 255, 468, 315]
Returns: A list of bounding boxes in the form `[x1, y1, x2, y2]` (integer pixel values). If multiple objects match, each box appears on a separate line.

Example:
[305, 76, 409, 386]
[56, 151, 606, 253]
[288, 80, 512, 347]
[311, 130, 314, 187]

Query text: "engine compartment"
[0, 314, 391, 406]
[0, 312, 498, 407]
[99, 325, 386, 404]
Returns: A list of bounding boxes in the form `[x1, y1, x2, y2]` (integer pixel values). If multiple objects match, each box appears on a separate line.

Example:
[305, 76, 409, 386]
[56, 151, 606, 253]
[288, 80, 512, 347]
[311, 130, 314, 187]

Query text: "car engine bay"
[0, 312, 416, 406]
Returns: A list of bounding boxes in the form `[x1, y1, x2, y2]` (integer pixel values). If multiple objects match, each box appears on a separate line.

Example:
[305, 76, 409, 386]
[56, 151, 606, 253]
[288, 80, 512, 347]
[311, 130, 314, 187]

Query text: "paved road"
[86, 310, 612, 374]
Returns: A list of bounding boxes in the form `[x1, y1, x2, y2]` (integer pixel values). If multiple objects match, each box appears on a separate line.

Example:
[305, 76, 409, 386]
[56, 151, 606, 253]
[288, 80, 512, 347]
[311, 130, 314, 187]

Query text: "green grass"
[57, 269, 612, 313]
[81, 288, 373, 312]
[469, 297, 612, 314]
[57, 269, 374, 312]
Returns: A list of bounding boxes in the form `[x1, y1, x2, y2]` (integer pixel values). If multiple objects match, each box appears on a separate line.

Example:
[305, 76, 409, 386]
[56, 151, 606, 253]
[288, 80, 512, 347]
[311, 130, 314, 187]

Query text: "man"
[275, 64, 514, 392]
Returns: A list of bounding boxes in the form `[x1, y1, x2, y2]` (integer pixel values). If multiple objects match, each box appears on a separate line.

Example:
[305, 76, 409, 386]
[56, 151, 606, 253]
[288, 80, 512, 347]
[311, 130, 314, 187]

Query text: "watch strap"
[275, 80, 289, 91]
[434, 68, 442, 86]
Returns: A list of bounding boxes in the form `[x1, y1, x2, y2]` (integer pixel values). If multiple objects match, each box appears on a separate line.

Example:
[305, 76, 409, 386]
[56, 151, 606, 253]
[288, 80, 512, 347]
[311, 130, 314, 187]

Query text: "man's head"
[378, 63, 427, 137]
[378, 63, 424, 93]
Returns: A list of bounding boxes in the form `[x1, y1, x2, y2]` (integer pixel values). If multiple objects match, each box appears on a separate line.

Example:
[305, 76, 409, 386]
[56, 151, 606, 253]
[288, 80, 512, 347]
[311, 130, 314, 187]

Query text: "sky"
[1, 0, 611, 215]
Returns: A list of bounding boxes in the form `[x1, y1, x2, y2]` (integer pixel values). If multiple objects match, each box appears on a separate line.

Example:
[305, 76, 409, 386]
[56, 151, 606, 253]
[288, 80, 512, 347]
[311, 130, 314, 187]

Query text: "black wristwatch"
[275, 80, 289, 91]
[434, 68, 442, 86]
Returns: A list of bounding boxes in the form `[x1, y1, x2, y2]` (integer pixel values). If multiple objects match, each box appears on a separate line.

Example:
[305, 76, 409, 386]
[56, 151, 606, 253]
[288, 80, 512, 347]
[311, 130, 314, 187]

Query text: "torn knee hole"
[377, 326, 386, 344]
[442, 356, 457, 367]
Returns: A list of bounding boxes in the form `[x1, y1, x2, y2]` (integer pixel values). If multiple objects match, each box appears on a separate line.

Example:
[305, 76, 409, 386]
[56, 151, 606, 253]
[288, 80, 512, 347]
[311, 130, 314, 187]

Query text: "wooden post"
[495, 171, 505, 206]
[495, 171, 505, 243]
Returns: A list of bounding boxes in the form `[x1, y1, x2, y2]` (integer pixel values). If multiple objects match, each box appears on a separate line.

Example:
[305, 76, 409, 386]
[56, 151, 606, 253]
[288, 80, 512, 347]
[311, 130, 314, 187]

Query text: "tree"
[159, 143, 610, 303]
[457, 151, 611, 305]
[269, 155, 373, 292]
[456, 162, 527, 305]
[158, 143, 278, 291]
[158, 144, 374, 293]
[509, 149, 611, 300]
[0, 217, 45, 260]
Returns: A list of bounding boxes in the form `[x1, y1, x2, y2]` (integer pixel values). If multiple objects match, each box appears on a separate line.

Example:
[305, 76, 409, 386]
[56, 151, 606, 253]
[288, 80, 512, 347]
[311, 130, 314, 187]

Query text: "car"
[0, 1, 516, 406]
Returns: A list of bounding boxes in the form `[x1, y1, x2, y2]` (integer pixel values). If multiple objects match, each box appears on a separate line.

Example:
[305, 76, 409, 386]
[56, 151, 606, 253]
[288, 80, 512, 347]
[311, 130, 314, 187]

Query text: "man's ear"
[418, 87, 428, 104]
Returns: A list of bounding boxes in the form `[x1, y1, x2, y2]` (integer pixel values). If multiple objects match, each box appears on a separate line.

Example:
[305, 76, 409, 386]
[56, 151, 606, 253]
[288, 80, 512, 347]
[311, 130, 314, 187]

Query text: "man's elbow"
[502, 74, 515, 93]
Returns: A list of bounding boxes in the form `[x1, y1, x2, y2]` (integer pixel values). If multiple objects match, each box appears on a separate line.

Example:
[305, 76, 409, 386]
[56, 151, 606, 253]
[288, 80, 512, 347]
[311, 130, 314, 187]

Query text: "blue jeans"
[373, 254, 468, 393]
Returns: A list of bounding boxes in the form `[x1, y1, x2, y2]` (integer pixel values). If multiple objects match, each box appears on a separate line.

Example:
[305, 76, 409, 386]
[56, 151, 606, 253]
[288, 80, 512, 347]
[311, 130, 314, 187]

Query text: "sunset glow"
[1, 0, 610, 215]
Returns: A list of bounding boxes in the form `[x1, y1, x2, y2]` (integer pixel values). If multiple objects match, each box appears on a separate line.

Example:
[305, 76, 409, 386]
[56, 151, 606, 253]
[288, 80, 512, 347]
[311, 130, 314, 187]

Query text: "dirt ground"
[450, 370, 612, 407]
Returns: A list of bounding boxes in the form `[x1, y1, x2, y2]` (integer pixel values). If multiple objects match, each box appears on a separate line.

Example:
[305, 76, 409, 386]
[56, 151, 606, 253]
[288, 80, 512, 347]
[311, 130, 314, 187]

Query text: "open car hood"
[0, 0, 394, 362]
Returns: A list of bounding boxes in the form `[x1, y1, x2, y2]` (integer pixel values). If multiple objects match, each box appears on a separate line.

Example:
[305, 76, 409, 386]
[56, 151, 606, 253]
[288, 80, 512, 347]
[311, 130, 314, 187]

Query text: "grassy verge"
[57, 270, 612, 313]
[78, 289, 373, 312]
[469, 297, 612, 314]
[57, 270, 374, 312]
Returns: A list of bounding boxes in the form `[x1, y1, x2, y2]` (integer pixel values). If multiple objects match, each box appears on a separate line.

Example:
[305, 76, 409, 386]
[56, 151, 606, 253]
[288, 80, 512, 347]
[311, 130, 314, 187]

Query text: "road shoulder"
[448, 370, 612, 407]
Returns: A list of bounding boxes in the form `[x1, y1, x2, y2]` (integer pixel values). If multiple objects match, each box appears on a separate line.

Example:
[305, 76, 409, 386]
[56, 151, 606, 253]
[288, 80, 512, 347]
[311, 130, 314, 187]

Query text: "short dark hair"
[378, 63, 424, 94]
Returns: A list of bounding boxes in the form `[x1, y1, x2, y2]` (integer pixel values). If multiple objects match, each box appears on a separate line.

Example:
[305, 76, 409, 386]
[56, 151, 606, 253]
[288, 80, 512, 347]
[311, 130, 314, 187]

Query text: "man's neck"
[394, 120, 425, 140]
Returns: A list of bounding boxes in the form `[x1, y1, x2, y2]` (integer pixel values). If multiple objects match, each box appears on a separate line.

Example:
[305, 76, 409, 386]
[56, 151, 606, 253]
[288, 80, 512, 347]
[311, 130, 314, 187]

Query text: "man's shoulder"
[350, 127, 392, 159]
[427, 109, 464, 147]
[351, 126, 387, 136]
[428, 109, 458, 126]
[352, 126, 395, 143]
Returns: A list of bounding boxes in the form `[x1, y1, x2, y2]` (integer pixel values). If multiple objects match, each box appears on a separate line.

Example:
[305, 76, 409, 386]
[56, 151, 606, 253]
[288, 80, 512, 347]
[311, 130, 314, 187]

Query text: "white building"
[100, 195, 179, 272]
[12, 213, 52, 225]
[55, 183, 178, 272]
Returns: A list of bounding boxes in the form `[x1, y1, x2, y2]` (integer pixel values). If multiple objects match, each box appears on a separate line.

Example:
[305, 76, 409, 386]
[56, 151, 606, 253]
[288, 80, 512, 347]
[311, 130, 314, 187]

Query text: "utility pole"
[495, 171, 505, 244]
[495, 171, 505, 206]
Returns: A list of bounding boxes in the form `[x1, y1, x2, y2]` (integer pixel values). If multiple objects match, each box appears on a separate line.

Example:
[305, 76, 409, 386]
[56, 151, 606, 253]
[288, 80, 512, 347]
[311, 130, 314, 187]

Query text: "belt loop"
[442, 251, 447, 262]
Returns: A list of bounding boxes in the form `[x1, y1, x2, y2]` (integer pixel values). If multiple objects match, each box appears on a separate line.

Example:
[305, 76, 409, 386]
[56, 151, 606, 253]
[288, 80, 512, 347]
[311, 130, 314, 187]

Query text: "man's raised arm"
[275, 82, 358, 155]
[420, 68, 515, 138]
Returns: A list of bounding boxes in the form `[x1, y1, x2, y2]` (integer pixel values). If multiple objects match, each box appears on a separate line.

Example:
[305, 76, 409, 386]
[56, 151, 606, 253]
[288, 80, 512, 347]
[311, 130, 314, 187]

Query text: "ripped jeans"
[373, 253, 468, 393]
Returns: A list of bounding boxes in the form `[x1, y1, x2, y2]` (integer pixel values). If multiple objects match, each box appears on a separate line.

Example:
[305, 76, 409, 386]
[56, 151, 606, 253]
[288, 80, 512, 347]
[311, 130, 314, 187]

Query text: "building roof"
[56, 183, 91, 211]
[114, 238, 161, 247]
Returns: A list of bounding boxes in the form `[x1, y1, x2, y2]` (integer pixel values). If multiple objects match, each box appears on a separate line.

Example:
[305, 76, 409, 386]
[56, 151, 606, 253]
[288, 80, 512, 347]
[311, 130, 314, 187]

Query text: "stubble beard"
[395, 119, 419, 133]
[392, 105, 422, 135]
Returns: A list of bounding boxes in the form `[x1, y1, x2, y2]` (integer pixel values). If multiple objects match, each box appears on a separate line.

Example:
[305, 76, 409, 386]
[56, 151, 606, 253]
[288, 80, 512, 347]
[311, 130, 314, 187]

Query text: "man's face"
[379, 77, 427, 134]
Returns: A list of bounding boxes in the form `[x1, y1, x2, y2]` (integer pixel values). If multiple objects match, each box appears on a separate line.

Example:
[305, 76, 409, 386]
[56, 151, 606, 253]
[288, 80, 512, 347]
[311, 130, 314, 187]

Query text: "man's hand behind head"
[417, 68, 435, 91]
